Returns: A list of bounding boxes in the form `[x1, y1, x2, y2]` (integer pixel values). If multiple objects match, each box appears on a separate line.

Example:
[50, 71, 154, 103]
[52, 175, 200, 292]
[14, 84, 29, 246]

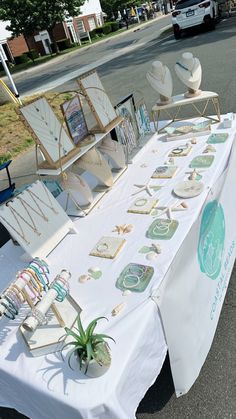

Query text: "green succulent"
[62, 313, 114, 373]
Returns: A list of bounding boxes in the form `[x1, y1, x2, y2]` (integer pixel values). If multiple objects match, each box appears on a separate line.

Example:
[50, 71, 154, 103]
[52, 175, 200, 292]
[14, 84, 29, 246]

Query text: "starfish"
[132, 180, 154, 197]
[112, 224, 134, 234]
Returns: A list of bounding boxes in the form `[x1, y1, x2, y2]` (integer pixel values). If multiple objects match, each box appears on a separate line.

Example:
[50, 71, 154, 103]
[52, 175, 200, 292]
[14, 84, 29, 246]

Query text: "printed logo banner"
[156, 142, 236, 396]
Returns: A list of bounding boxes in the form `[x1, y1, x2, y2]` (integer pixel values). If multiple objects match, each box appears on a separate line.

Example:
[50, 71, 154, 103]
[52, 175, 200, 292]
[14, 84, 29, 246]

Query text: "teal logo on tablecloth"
[198, 200, 225, 280]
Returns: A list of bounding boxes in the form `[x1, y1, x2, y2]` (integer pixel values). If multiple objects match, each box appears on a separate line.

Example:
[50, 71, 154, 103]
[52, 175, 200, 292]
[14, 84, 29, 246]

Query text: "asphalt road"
[1, 13, 236, 419]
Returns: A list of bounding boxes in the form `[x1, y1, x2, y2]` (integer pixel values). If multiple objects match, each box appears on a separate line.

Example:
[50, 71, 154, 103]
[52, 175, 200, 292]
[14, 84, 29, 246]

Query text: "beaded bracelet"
[30, 261, 49, 282]
[28, 266, 48, 291]
[51, 282, 68, 302]
[1, 300, 16, 320]
[3, 295, 18, 315]
[11, 284, 25, 303]
[30, 308, 48, 325]
[6, 290, 21, 310]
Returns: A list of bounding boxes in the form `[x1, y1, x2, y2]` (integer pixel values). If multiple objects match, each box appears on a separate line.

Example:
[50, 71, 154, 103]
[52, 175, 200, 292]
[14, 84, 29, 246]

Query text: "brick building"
[0, 0, 103, 61]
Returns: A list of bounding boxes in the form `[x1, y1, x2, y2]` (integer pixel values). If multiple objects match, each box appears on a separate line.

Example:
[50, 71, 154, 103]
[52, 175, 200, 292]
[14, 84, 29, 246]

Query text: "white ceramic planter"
[76, 355, 110, 378]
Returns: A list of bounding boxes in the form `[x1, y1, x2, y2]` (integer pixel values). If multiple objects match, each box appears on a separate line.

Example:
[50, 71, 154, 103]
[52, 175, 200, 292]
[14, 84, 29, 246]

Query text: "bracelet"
[11, 284, 25, 303]
[51, 282, 68, 302]
[17, 273, 39, 300]
[6, 290, 21, 310]
[29, 264, 49, 287]
[1, 301, 15, 320]
[123, 275, 140, 289]
[3, 295, 18, 315]
[135, 198, 148, 207]
[30, 308, 48, 325]
[25, 268, 45, 292]
[33, 258, 49, 273]
[22, 270, 42, 296]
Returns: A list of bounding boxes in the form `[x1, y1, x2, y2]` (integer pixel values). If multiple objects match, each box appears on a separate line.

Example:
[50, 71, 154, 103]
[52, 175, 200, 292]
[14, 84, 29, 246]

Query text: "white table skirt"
[0, 117, 235, 419]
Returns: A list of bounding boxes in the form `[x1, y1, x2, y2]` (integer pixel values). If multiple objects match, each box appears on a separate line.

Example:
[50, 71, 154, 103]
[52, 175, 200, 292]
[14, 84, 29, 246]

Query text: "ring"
[96, 243, 109, 253]
[123, 275, 140, 289]
[135, 198, 148, 207]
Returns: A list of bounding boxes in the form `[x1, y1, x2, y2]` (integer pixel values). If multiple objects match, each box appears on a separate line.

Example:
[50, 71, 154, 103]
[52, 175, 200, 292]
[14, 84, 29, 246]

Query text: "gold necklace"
[17, 196, 48, 222]
[0, 211, 30, 244]
[27, 186, 59, 214]
[7, 203, 41, 236]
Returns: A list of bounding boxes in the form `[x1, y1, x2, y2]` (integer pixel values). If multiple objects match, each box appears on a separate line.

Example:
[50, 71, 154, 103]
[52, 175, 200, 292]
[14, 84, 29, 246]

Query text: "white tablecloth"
[0, 117, 235, 419]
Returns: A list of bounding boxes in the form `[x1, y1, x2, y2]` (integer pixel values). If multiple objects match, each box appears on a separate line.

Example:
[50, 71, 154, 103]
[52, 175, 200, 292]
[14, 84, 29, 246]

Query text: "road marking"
[161, 39, 176, 45]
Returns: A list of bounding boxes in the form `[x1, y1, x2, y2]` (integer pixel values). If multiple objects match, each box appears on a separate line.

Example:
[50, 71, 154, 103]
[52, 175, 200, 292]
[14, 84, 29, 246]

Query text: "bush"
[56, 38, 71, 51]
[110, 22, 119, 32]
[14, 53, 30, 65]
[26, 49, 39, 61]
[102, 23, 112, 34]
[89, 29, 97, 39]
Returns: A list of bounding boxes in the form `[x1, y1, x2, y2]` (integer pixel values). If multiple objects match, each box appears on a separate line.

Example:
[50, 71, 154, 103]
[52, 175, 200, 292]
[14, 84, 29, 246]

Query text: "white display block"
[0, 181, 77, 260]
[152, 91, 218, 112]
[20, 295, 81, 357]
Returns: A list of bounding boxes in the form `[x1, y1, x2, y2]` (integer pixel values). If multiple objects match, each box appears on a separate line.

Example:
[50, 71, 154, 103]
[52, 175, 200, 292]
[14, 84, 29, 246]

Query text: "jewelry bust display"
[175, 52, 202, 98]
[98, 136, 126, 169]
[146, 61, 173, 105]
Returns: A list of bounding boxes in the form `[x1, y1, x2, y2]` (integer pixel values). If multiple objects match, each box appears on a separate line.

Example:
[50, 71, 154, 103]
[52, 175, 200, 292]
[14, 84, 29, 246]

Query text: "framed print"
[61, 95, 89, 145]
[115, 94, 139, 146]
[135, 100, 151, 137]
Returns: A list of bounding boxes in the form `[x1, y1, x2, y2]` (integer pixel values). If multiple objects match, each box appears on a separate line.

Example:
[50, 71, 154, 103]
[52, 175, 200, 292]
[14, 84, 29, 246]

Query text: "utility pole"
[0, 44, 22, 104]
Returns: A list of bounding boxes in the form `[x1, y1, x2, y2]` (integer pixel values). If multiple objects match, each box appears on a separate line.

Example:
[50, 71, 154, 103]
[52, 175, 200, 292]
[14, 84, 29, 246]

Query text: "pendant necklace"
[17, 196, 49, 222]
[7, 202, 41, 236]
[0, 211, 30, 244]
[176, 61, 193, 77]
[27, 186, 58, 214]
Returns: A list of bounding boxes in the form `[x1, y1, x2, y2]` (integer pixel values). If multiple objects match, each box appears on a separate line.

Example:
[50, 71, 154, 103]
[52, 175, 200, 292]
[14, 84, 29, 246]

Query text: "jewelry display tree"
[0, 181, 77, 260]
[0, 262, 81, 357]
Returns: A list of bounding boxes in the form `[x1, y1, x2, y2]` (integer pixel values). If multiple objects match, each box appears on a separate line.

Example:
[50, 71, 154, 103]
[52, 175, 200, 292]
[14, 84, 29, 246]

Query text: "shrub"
[56, 38, 71, 51]
[26, 49, 39, 61]
[102, 23, 112, 34]
[89, 29, 97, 39]
[14, 53, 30, 65]
[110, 22, 119, 32]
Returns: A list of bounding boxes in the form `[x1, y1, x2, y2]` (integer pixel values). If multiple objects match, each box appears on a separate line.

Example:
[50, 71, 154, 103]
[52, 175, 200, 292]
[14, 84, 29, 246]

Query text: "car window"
[175, 0, 204, 9]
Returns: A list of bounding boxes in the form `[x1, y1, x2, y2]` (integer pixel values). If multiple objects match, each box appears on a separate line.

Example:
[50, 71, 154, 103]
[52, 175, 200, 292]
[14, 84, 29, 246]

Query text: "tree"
[100, 1, 141, 20]
[0, 0, 85, 54]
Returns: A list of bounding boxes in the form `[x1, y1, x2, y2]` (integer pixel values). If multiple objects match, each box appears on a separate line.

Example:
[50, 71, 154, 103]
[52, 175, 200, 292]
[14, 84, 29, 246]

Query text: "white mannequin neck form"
[146, 60, 173, 105]
[175, 52, 202, 97]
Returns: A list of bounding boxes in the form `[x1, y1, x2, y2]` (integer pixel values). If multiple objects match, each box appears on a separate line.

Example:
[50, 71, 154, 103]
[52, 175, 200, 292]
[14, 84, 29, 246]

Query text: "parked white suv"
[172, 0, 218, 39]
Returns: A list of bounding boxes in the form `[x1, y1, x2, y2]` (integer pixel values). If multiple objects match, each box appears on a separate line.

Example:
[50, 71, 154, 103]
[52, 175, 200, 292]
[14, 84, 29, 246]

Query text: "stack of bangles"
[50, 274, 70, 302]
[0, 258, 49, 321]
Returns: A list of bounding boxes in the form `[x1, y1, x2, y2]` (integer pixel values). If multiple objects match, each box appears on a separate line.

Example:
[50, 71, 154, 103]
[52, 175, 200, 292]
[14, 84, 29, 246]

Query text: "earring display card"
[116, 263, 154, 293]
[169, 145, 192, 157]
[90, 236, 126, 259]
[151, 165, 179, 179]
[207, 133, 229, 144]
[146, 219, 179, 240]
[189, 155, 214, 168]
[128, 198, 158, 214]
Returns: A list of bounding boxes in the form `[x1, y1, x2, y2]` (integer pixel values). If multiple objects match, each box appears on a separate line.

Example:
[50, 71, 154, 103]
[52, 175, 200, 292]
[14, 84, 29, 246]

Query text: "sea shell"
[146, 251, 158, 261]
[79, 274, 90, 283]
[124, 224, 134, 233]
[88, 267, 100, 274]
[122, 290, 132, 296]
[112, 302, 126, 316]
[152, 243, 161, 254]
[191, 138, 197, 144]
[180, 201, 188, 208]
[206, 145, 216, 152]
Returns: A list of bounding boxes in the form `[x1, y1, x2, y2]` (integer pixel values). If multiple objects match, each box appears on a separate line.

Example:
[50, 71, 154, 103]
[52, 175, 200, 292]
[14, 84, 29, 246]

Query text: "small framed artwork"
[151, 165, 179, 179]
[135, 99, 151, 137]
[90, 236, 126, 259]
[116, 263, 154, 293]
[61, 96, 89, 145]
[115, 94, 139, 146]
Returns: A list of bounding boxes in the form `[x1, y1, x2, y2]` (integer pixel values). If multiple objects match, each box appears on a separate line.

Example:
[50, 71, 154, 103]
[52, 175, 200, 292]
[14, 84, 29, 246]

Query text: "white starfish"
[132, 180, 153, 197]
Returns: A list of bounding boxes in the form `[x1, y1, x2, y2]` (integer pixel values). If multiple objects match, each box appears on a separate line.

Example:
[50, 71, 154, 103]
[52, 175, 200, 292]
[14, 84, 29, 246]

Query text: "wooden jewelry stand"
[152, 91, 221, 133]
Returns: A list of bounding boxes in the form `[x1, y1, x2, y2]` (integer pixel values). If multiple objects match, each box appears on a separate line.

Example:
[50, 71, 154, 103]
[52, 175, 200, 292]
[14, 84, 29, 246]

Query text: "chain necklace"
[31, 102, 68, 156]
[27, 186, 59, 214]
[17, 195, 49, 222]
[7, 202, 41, 236]
[176, 61, 193, 77]
[0, 210, 30, 244]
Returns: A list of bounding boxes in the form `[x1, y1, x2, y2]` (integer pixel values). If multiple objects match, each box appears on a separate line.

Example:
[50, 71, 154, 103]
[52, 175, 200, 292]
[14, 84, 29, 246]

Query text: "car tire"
[174, 28, 181, 39]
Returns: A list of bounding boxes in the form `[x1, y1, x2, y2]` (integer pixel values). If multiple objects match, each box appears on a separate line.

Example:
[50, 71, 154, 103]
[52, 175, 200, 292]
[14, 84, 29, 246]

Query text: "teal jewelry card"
[207, 133, 228, 144]
[189, 155, 214, 168]
[116, 263, 154, 292]
[146, 218, 179, 240]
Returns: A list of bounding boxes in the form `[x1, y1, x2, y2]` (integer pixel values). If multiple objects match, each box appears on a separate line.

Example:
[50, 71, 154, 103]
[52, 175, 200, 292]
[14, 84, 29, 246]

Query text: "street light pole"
[0, 44, 22, 105]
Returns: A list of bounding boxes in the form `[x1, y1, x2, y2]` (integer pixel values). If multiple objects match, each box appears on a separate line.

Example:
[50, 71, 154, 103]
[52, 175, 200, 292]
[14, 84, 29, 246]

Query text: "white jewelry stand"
[98, 137, 126, 169]
[152, 91, 221, 133]
[175, 52, 202, 98]
[73, 147, 114, 188]
[0, 181, 77, 260]
[61, 171, 94, 208]
[146, 61, 173, 105]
